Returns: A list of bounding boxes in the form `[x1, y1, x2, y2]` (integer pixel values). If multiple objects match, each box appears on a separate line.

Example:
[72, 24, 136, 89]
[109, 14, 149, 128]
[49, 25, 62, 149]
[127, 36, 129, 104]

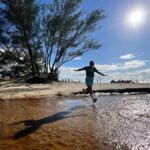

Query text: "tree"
[0, 0, 105, 81]
[42, 0, 105, 80]
[0, 0, 43, 78]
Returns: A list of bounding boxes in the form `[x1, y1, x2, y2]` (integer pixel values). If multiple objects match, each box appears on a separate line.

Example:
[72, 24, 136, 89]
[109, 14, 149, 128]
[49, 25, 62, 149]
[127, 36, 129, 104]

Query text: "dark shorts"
[85, 77, 94, 87]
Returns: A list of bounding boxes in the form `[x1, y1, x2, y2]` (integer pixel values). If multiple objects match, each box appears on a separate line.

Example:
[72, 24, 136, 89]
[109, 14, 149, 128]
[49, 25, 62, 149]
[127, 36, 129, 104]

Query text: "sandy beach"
[0, 82, 150, 100]
[1, 0, 150, 149]
[0, 91, 149, 150]
[0, 82, 150, 149]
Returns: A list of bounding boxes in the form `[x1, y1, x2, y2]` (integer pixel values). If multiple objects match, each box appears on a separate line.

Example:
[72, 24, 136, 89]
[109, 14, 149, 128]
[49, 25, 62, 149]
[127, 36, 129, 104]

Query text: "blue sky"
[2, 0, 149, 82]
[66, 0, 150, 65]
[58, 0, 150, 82]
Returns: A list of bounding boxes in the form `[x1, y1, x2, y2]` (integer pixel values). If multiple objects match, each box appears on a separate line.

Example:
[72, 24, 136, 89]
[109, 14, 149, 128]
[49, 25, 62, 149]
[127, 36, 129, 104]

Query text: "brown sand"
[0, 96, 115, 150]
[0, 82, 150, 149]
[0, 94, 150, 150]
[0, 82, 150, 100]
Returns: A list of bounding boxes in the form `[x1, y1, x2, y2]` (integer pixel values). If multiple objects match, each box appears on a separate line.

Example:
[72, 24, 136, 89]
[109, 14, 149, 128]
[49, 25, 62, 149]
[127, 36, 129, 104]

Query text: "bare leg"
[87, 86, 97, 103]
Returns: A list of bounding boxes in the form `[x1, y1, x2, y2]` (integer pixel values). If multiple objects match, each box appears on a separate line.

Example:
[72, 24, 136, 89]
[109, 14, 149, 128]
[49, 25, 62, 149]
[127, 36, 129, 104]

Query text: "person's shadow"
[11, 105, 86, 139]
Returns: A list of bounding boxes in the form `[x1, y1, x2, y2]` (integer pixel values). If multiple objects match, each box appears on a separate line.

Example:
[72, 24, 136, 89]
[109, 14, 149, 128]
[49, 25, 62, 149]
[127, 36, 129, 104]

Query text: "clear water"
[0, 94, 150, 150]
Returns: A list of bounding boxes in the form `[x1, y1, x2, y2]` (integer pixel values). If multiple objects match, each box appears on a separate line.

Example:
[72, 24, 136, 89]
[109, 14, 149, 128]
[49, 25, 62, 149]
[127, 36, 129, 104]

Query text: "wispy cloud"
[120, 54, 135, 60]
[95, 60, 146, 71]
[0, 48, 5, 52]
[105, 69, 150, 83]
[59, 66, 85, 81]
[123, 60, 145, 69]
[59, 66, 150, 83]
[73, 56, 82, 60]
[59, 60, 149, 82]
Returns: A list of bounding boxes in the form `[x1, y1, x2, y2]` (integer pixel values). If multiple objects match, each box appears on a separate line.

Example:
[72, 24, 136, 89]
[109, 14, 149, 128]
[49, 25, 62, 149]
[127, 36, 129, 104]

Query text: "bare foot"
[93, 98, 97, 103]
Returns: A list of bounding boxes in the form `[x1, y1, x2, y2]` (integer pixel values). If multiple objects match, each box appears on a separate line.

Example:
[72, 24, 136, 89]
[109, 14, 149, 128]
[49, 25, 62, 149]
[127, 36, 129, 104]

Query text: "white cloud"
[95, 64, 120, 72]
[59, 66, 85, 81]
[106, 68, 150, 83]
[120, 54, 135, 60]
[95, 60, 146, 71]
[73, 56, 82, 60]
[59, 60, 149, 83]
[123, 60, 145, 69]
[0, 48, 5, 52]
[59, 66, 150, 83]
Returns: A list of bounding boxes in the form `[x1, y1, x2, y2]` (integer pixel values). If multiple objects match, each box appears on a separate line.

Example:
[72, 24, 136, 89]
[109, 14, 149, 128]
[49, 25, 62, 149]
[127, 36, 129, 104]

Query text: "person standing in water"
[74, 60, 107, 103]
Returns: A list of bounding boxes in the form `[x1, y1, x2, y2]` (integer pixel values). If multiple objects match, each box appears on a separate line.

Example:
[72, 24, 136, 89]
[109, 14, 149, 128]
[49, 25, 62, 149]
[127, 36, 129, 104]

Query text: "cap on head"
[89, 60, 94, 66]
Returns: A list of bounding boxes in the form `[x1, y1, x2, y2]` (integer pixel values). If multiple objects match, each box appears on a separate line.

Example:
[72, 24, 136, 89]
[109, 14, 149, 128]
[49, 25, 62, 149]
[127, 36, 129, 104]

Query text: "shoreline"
[0, 82, 150, 100]
[73, 87, 150, 95]
[0, 83, 149, 149]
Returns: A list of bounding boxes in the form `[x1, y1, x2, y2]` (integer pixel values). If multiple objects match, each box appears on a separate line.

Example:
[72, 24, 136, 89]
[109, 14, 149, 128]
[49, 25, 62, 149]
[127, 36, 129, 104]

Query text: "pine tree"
[0, 0, 42, 78]
[42, 0, 105, 80]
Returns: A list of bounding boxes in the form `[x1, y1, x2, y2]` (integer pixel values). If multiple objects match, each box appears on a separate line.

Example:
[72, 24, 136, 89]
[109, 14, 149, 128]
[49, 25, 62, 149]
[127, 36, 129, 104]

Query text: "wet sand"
[0, 82, 150, 100]
[0, 94, 150, 150]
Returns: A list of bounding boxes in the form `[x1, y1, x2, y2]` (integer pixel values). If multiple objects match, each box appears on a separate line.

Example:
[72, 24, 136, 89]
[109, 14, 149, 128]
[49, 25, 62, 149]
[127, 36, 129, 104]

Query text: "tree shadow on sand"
[11, 105, 86, 139]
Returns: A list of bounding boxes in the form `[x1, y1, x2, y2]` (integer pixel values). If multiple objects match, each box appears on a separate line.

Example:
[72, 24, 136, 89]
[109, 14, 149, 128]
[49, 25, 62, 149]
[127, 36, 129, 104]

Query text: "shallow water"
[0, 94, 150, 150]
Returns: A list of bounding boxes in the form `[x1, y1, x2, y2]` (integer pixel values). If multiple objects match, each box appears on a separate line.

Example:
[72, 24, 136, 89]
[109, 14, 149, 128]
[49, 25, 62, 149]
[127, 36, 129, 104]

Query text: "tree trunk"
[49, 69, 59, 81]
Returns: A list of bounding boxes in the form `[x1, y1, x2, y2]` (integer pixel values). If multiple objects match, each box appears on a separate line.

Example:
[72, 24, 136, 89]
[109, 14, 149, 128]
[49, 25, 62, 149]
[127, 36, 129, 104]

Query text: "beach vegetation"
[0, 0, 104, 82]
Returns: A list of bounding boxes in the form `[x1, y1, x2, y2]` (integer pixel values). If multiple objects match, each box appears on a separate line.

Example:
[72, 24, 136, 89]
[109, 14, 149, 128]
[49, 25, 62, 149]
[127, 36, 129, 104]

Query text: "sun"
[127, 8, 146, 27]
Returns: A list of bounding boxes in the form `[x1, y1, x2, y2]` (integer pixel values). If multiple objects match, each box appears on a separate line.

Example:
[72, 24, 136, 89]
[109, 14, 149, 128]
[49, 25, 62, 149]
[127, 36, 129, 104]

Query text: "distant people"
[74, 60, 107, 103]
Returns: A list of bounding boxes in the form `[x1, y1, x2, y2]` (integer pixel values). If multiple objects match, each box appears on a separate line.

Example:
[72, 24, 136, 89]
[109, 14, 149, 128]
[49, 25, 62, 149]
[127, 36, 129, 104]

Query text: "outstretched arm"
[98, 72, 107, 76]
[94, 68, 107, 76]
[74, 67, 86, 71]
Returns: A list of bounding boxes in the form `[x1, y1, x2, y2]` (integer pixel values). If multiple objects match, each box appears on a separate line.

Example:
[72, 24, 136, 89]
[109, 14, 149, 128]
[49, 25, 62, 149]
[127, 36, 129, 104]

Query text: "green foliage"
[42, 0, 105, 80]
[0, 0, 105, 81]
[0, 0, 42, 77]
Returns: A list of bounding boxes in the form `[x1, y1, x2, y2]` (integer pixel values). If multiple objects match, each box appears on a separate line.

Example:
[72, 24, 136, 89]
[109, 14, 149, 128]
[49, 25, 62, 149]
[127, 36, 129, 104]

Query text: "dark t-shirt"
[83, 66, 98, 77]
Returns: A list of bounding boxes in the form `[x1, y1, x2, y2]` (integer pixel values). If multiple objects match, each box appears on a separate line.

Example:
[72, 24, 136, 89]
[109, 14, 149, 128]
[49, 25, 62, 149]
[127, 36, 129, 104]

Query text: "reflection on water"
[0, 94, 150, 150]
